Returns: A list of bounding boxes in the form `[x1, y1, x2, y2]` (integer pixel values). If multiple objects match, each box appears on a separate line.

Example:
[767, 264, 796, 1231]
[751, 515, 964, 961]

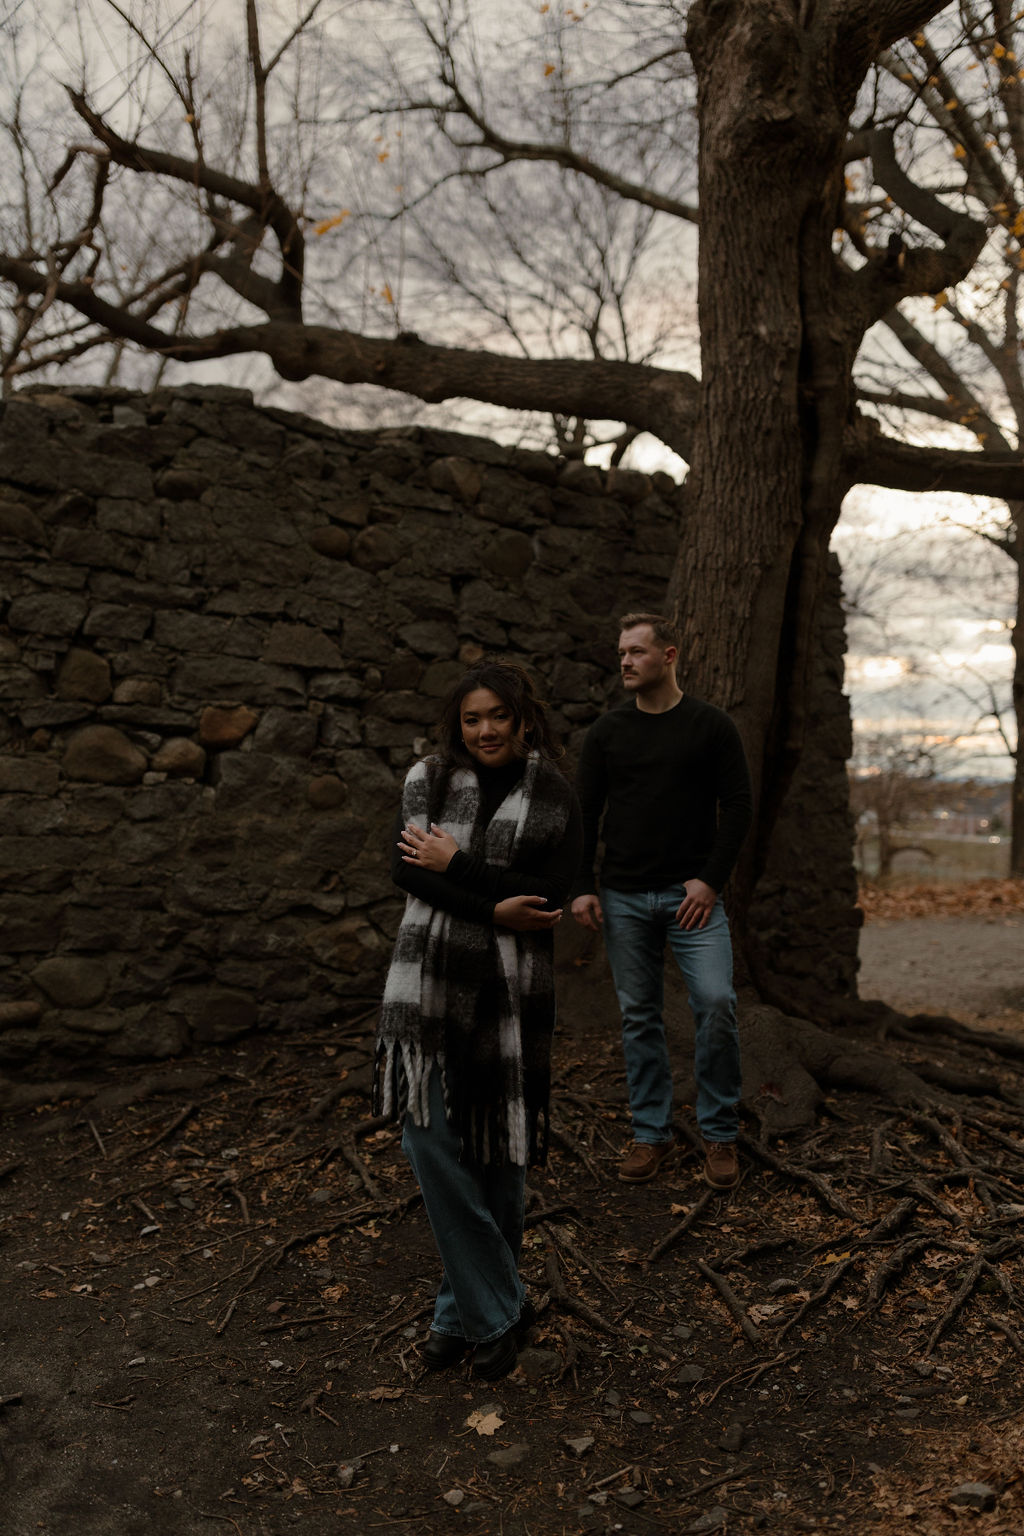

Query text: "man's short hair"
[618, 612, 679, 649]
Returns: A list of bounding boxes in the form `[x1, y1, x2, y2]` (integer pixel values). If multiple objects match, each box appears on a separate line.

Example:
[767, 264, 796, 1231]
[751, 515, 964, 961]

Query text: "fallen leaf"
[466, 1407, 504, 1436]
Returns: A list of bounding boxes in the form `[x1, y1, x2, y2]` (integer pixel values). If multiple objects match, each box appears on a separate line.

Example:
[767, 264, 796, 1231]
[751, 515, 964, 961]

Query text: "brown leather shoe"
[618, 1139, 677, 1184]
[702, 1139, 739, 1190]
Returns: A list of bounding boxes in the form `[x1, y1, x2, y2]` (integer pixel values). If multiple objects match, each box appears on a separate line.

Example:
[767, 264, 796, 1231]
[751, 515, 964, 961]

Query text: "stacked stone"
[0, 385, 678, 1069]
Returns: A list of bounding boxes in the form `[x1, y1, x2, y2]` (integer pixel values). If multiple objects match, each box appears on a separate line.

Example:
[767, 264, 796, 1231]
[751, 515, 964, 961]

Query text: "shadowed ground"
[1, 883, 1022, 1536]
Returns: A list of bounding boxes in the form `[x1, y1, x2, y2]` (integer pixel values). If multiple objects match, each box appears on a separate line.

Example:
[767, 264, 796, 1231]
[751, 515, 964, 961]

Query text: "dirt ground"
[2, 882, 1023, 1536]
[857, 881, 1024, 1034]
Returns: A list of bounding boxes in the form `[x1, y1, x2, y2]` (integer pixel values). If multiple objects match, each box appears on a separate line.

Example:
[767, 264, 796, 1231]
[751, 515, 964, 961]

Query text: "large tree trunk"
[675, 2, 948, 1020]
[675, 4, 865, 1005]
[745, 555, 861, 1002]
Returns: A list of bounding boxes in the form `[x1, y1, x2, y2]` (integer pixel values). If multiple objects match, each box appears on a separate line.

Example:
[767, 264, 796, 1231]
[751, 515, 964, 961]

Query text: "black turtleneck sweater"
[390, 758, 582, 923]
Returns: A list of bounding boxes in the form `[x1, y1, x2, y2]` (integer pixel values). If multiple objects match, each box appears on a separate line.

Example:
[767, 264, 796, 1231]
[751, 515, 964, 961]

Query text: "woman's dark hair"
[436, 658, 563, 773]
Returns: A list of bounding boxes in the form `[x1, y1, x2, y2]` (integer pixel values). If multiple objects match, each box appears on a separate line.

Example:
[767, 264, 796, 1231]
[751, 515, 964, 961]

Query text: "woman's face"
[460, 687, 523, 768]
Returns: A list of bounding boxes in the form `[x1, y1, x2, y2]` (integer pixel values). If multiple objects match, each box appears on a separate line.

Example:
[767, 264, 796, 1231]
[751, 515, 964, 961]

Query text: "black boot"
[472, 1327, 519, 1381]
[420, 1330, 468, 1369]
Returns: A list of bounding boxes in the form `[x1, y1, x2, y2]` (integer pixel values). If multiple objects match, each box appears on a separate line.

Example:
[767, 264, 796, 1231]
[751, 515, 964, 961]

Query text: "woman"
[374, 659, 581, 1380]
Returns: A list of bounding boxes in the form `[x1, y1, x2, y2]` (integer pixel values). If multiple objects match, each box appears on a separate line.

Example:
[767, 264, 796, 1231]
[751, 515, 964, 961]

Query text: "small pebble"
[949, 1483, 996, 1511]
[689, 1507, 729, 1532]
[518, 1347, 560, 1382]
[487, 1443, 530, 1470]
[673, 1364, 705, 1385]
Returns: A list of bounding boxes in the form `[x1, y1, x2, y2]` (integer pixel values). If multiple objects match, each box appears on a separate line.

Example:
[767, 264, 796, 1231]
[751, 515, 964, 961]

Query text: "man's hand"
[675, 879, 717, 931]
[571, 894, 604, 931]
[494, 894, 562, 931]
[398, 820, 459, 872]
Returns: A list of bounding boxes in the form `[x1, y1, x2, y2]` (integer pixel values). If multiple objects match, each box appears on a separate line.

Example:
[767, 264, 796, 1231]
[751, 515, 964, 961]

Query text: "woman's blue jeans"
[600, 885, 742, 1145]
[402, 1065, 527, 1344]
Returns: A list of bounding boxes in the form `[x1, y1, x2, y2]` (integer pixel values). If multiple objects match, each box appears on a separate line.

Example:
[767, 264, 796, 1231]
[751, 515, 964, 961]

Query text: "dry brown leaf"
[465, 1408, 504, 1436]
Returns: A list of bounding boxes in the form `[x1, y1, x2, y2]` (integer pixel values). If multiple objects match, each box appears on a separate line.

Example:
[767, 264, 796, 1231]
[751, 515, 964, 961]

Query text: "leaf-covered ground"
[857, 878, 1024, 923]
[2, 886, 1023, 1536]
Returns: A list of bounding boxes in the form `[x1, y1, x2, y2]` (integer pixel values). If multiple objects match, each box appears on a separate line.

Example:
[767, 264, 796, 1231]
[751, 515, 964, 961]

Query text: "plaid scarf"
[374, 752, 572, 1167]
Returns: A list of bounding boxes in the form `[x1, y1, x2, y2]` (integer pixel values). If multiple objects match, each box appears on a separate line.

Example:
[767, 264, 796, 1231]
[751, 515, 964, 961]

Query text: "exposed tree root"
[896, 1013, 1024, 1063]
[741, 1135, 858, 1218]
[696, 1257, 763, 1345]
[5, 1001, 1024, 1480]
[778, 1253, 859, 1341]
[541, 1242, 631, 1341]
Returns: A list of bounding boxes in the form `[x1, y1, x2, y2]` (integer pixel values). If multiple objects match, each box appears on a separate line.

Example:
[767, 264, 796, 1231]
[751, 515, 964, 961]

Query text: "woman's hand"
[493, 894, 562, 931]
[399, 821, 460, 873]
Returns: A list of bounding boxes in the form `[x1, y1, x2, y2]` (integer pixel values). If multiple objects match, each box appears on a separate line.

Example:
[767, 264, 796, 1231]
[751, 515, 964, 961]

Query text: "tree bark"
[676, 0, 951, 1007]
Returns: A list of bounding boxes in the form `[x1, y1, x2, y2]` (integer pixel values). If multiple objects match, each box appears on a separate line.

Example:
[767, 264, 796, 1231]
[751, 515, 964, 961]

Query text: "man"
[571, 613, 753, 1189]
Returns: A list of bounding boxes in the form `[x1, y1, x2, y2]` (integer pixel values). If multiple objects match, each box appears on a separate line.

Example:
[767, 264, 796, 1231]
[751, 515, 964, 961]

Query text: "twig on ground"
[705, 1348, 802, 1406]
[549, 1116, 604, 1182]
[543, 1244, 636, 1341]
[778, 1254, 858, 1341]
[644, 1189, 715, 1269]
[545, 1220, 620, 1299]
[111, 1103, 196, 1165]
[676, 1463, 758, 1504]
[696, 1258, 762, 1347]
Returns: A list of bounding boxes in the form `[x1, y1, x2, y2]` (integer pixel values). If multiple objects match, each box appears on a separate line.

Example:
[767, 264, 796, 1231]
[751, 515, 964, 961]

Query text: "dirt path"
[858, 912, 1024, 1032]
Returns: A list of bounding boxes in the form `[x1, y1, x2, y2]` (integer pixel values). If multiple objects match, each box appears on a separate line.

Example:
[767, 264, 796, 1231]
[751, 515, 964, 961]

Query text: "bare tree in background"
[850, 732, 941, 879]
[847, 1, 1023, 870]
[841, 512, 1015, 792]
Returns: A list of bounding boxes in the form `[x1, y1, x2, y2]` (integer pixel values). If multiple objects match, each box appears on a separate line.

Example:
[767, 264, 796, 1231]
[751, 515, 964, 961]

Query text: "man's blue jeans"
[402, 1065, 527, 1344]
[600, 885, 741, 1144]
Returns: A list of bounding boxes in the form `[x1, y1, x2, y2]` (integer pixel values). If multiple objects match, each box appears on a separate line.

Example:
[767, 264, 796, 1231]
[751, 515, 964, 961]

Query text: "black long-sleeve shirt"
[572, 696, 752, 897]
[391, 759, 583, 923]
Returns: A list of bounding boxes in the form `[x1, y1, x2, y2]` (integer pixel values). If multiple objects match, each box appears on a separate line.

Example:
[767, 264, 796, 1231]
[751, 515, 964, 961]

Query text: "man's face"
[618, 625, 675, 693]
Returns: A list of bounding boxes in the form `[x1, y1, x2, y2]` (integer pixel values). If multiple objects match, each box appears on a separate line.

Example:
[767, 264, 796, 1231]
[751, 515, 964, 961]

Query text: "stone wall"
[0, 385, 681, 1070]
[0, 385, 859, 1074]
